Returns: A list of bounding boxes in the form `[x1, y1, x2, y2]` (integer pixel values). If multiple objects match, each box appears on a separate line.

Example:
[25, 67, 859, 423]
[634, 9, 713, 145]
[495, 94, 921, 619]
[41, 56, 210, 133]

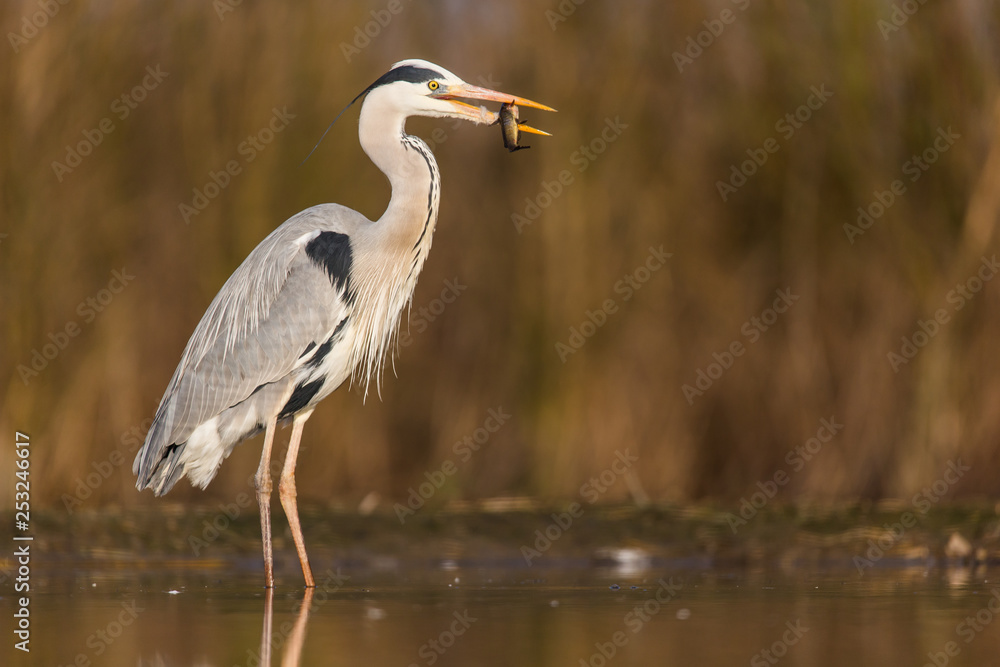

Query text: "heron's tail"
[134, 388, 267, 495]
[133, 411, 189, 496]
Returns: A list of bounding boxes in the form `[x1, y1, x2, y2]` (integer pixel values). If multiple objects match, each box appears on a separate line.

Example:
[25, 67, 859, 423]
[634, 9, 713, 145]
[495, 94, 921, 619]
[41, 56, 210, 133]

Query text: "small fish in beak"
[494, 101, 530, 152]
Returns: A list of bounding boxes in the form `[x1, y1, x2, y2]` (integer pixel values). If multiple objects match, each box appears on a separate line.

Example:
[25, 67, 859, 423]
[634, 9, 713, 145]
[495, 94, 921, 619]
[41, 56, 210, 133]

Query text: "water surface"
[11, 561, 1000, 666]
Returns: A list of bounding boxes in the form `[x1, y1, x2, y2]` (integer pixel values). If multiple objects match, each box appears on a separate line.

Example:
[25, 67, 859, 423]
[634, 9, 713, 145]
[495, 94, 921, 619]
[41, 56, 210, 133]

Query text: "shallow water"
[9, 561, 1000, 667]
[5, 504, 1000, 666]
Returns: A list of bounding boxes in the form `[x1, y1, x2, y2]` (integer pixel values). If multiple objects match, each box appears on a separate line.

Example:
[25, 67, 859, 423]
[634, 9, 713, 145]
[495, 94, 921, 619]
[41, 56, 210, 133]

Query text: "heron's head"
[360, 58, 554, 133]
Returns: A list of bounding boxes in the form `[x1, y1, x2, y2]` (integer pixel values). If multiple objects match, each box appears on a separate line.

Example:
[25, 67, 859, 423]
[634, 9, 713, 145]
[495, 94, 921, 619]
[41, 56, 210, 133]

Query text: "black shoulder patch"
[306, 231, 354, 298]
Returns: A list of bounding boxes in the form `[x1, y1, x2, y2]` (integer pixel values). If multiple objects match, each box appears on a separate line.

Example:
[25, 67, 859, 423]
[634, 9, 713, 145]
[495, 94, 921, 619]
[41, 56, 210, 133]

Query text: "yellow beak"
[438, 83, 555, 136]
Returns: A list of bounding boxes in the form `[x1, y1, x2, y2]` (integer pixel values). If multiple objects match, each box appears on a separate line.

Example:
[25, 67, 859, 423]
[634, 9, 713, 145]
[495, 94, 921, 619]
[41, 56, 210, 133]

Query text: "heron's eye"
[428, 81, 440, 91]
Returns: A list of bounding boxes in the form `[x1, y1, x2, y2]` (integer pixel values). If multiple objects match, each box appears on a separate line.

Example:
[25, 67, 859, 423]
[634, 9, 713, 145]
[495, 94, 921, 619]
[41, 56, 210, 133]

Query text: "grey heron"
[133, 59, 553, 588]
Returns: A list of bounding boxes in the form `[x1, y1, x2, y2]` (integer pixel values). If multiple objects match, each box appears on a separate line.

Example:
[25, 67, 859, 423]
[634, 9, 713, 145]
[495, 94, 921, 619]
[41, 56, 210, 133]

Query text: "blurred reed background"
[2, 1, 1000, 511]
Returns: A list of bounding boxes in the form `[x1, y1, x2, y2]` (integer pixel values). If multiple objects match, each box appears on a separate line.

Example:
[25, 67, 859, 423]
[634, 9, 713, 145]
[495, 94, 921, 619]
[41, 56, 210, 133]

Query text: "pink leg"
[279, 411, 315, 588]
[255, 417, 278, 588]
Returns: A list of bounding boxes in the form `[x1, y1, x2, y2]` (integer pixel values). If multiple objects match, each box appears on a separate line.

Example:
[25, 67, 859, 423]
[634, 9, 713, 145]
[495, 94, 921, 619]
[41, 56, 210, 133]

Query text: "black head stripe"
[366, 65, 440, 92]
[349, 65, 441, 114]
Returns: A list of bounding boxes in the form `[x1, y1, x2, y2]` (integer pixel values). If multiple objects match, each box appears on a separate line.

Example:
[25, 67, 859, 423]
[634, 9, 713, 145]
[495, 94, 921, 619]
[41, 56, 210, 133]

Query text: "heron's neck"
[358, 103, 440, 257]
[349, 99, 443, 395]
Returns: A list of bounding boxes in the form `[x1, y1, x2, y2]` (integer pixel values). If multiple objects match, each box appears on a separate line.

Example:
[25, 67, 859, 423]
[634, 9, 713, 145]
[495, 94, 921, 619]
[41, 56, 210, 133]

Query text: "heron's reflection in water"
[260, 588, 314, 667]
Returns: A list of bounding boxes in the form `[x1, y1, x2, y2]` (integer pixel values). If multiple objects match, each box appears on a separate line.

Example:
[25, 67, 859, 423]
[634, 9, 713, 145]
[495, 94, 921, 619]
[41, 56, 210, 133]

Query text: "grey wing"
[134, 205, 361, 492]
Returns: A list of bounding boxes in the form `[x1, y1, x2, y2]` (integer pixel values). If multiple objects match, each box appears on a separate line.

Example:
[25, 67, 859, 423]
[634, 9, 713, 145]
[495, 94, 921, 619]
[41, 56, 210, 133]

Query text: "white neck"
[358, 94, 440, 249]
[348, 90, 442, 394]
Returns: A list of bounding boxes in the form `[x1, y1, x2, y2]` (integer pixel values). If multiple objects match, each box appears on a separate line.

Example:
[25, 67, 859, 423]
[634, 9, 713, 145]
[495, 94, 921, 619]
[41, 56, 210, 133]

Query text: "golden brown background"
[3, 1, 1000, 510]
